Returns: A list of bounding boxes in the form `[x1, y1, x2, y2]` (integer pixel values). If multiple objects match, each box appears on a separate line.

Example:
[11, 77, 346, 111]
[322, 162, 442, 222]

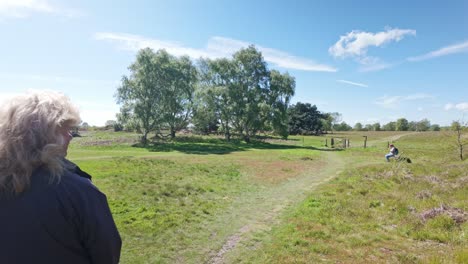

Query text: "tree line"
[111, 46, 456, 143]
[335, 118, 448, 132]
[114, 46, 337, 143]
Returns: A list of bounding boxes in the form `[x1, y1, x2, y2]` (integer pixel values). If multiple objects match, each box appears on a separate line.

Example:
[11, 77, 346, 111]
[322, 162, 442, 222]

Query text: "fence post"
[363, 136, 367, 148]
[331, 138, 334, 148]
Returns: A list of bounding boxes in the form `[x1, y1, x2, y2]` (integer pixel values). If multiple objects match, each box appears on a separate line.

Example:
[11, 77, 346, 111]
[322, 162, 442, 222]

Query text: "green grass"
[68, 131, 327, 263]
[67, 130, 467, 263]
[242, 131, 467, 263]
[81, 157, 251, 263]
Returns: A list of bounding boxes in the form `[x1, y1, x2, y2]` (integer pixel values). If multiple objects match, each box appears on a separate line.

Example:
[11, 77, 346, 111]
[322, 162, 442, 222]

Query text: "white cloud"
[0, 0, 81, 18]
[329, 28, 416, 58]
[374, 93, 434, 108]
[408, 40, 468, 62]
[404, 93, 435, 100]
[95, 33, 337, 72]
[329, 27, 415, 72]
[375, 95, 402, 108]
[336, 79, 368, 87]
[445, 102, 468, 112]
[355, 56, 394, 72]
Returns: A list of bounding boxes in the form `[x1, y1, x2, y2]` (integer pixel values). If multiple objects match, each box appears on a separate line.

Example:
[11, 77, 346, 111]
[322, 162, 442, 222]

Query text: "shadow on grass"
[132, 136, 343, 155]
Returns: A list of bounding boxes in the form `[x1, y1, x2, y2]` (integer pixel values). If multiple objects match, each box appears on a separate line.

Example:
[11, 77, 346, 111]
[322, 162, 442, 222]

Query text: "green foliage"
[198, 46, 295, 142]
[354, 122, 363, 131]
[334, 121, 353, 131]
[269, 70, 295, 139]
[396, 118, 409, 131]
[383, 121, 396, 131]
[288, 102, 325, 135]
[116, 48, 197, 143]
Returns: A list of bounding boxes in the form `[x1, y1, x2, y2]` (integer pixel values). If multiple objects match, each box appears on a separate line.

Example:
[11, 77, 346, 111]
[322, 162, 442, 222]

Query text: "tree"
[335, 121, 352, 131]
[396, 118, 409, 131]
[416, 118, 431, 131]
[116, 48, 162, 144]
[383, 121, 396, 131]
[116, 48, 197, 143]
[116, 106, 142, 132]
[268, 70, 295, 139]
[197, 58, 235, 140]
[408, 121, 417, 131]
[451, 120, 467, 160]
[229, 46, 270, 142]
[288, 102, 324, 135]
[451, 121, 461, 131]
[105, 120, 117, 129]
[354, 122, 363, 131]
[321, 118, 332, 133]
[329, 112, 342, 133]
[191, 83, 220, 135]
[161, 54, 197, 139]
[199, 46, 295, 142]
[372, 122, 381, 131]
[430, 124, 440, 131]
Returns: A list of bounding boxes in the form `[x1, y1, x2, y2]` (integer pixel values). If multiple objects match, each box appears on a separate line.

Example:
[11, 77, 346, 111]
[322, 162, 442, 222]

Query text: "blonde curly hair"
[0, 90, 81, 194]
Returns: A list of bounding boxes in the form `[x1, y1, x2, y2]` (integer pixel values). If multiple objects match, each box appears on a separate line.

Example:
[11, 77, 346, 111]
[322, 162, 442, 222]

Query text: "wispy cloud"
[336, 79, 368, 88]
[329, 28, 416, 58]
[445, 102, 468, 112]
[407, 40, 468, 62]
[95, 32, 337, 72]
[329, 27, 415, 72]
[374, 93, 434, 108]
[0, 0, 81, 18]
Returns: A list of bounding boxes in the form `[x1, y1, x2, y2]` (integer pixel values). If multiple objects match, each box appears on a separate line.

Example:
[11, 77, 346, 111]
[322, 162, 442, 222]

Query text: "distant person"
[0, 91, 121, 264]
[385, 144, 398, 162]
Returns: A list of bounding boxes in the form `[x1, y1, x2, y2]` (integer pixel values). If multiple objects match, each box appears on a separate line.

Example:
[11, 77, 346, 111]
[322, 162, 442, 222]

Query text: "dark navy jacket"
[0, 160, 122, 264]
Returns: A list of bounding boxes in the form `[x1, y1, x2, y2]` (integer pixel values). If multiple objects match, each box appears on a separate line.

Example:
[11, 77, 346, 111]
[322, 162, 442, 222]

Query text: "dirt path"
[367, 132, 419, 147]
[206, 151, 347, 264]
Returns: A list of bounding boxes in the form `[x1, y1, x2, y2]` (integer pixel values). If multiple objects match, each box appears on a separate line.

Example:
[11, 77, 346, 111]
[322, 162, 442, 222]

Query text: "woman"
[0, 91, 121, 264]
[385, 144, 397, 162]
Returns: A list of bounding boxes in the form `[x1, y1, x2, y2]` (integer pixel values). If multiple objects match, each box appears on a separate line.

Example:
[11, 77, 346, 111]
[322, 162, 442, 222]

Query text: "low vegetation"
[242, 132, 467, 263]
[67, 130, 466, 263]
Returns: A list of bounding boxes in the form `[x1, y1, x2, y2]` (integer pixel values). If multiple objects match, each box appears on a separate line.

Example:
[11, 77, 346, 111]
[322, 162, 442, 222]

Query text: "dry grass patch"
[237, 156, 325, 184]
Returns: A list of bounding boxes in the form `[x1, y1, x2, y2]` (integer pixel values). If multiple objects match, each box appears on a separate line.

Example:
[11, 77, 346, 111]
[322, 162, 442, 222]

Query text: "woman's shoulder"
[60, 169, 105, 198]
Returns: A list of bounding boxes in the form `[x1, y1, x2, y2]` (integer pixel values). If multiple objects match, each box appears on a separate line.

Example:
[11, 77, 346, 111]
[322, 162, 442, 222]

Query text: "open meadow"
[67, 130, 467, 264]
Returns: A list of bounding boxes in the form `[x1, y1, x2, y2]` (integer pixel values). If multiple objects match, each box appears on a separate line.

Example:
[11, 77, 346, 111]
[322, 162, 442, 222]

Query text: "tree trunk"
[224, 124, 231, 141]
[457, 128, 463, 160]
[244, 133, 250, 143]
[141, 131, 149, 145]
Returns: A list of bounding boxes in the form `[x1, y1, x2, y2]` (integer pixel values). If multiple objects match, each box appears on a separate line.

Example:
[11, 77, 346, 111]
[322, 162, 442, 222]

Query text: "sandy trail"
[207, 151, 347, 264]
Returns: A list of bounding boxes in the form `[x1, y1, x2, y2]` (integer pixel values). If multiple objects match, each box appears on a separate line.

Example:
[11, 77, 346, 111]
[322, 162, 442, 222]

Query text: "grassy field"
[67, 130, 467, 263]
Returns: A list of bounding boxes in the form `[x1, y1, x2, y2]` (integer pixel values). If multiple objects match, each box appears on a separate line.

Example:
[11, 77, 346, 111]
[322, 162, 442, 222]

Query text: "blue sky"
[1, 0, 467, 126]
